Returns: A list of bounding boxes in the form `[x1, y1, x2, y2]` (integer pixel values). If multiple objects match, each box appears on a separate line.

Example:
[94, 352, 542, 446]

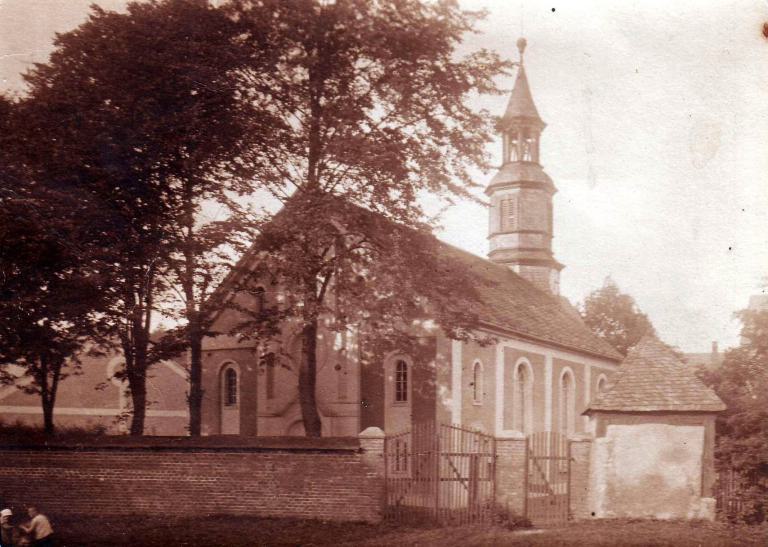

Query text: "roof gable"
[585, 336, 725, 413]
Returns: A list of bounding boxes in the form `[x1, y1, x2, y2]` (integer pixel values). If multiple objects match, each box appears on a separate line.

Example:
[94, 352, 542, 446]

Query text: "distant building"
[684, 341, 722, 371]
[0, 350, 189, 435]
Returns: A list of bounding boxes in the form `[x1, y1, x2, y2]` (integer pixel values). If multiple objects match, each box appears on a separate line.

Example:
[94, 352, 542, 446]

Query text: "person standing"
[20, 507, 53, 547]
[1, 508, 21, 547]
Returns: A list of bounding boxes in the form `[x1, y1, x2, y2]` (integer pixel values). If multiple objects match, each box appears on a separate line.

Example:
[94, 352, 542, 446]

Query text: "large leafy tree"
[22, 0, 260, 435]
[227, 0, 508, 436]
[700, 308, 768, 523]
[0, 96, 108, 434]
[579, 277, 656, 355]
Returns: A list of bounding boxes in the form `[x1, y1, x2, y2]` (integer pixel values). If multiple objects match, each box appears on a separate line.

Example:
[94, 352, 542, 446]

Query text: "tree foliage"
[0, 95, 108, 434]
[225, 0, 509, 435]
[700, 309, 768, 523]
[21, 0, 259, 434]
[579, 277, 656, 355]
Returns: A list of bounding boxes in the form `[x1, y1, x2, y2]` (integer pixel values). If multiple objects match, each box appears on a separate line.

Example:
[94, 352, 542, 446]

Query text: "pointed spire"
[500, 37, 543, 127]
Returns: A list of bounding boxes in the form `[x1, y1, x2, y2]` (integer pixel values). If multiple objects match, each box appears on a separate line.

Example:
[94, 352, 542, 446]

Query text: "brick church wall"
[0, 436, 385, 523]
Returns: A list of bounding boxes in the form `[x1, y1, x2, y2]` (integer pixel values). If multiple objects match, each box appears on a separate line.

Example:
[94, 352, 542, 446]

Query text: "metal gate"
[525, 431, 571, 526]
[385, 422, 496, 524]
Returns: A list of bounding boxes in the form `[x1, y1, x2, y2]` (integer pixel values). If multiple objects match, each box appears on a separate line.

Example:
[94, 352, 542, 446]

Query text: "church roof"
[438, 243, 622, 361]
[500, 64, 543, 126]
[208, 194, 622, 363]
[584, 336, 726, 413]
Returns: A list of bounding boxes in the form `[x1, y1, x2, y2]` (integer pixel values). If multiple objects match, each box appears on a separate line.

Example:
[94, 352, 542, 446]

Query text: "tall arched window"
[472, 360, 484, 404]
[224, 367, 238, 406]
[596, 374, 608, 395]
[395, 359, 408, 403]
[559, 369, 575, 435]
[513, 359, 533, 433]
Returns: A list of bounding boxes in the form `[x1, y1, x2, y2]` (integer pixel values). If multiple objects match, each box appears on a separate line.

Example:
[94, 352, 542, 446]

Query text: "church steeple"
[486, 38, 563, 294]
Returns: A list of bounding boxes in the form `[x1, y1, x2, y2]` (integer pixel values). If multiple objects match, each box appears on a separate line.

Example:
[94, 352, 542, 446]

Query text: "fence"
[384, 422, 496, 524]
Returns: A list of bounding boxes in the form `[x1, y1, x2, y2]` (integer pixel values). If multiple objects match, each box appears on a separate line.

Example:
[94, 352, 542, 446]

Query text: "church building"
[198, 39, 622, 438]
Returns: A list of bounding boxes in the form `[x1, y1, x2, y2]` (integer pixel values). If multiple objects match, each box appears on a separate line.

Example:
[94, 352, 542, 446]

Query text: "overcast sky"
[2, 0, 767, 352]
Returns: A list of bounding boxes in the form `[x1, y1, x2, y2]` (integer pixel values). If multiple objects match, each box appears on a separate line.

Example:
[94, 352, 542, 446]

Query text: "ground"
[51, 516, 767, 546]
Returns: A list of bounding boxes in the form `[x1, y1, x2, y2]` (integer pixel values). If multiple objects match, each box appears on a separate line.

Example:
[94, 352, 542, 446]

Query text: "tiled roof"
[210, 200, 622, 362]
[585, 336, 726, 413]
[438, 243, 622, 361]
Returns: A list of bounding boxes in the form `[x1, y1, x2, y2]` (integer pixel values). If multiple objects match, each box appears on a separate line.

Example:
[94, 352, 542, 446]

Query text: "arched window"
[559, 369, 575, 435]
[395, 359, 408, 403]
[596, 374, 608, 395]
[224, 367, 238, 406]
[513, 359, 533, 433]
[472, 360, 484, 404]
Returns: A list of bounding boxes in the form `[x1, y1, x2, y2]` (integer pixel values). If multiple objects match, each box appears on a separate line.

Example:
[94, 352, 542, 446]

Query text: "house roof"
[437, 243, 622, 361]
[585, 336, 726, 413]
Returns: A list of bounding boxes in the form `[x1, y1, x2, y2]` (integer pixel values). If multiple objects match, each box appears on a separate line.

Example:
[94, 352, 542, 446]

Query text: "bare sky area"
[1, 0, 766, 352]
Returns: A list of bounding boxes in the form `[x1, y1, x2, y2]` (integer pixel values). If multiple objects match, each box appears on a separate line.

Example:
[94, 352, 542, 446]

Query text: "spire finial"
[516, 37, 527, 63]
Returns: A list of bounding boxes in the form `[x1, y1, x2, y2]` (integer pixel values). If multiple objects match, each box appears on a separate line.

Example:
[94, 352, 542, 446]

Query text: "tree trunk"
[42, 393, 55, 436]
[188, 324, 204, 436]
[36, 354, 61, 436]
[129, 370, 147, 436]
[298, 317, 323, 437]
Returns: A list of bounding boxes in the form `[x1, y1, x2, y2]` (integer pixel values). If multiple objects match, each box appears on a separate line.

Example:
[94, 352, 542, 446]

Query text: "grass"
[49, 515, 768, 546]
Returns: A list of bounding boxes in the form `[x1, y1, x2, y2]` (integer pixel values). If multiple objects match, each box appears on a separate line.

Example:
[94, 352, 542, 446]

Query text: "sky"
[1, 0, 766, 352]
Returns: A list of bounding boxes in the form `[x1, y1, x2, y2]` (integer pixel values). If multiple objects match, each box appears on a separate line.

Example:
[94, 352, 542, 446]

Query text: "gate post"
[360, 427, 386, 521]
[494, 431, 527, 517]
[568, 433, 592, 520]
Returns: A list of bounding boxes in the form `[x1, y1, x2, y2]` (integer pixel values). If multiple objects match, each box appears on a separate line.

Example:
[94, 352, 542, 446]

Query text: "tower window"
[509, 133, 520, 162]
[395, 359, 408, 403]
[501, 196, 517, 232]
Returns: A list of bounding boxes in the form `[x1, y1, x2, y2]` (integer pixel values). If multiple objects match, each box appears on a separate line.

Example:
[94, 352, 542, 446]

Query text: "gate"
[385, 422, 495, 524]
[525, 431, 571, 526]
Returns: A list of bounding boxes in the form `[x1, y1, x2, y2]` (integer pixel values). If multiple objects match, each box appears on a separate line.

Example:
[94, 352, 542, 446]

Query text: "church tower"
[486, 38, 563, 294]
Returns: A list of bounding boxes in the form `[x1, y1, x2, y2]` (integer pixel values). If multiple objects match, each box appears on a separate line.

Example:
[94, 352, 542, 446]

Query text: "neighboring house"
[0, 350, 189, 435]
[198, 40, 623, 437]
[684, 341, 722, 371]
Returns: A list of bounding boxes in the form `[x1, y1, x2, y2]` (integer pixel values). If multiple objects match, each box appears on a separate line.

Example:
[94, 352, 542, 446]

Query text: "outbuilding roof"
[585, 336, 726, 413]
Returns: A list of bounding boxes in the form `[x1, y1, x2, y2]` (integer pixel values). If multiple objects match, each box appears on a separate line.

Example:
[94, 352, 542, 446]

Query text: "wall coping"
[0, 435, 362, 453]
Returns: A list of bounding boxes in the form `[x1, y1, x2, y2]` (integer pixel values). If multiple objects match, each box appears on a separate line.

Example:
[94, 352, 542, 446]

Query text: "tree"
[0, 96, 108, 434]
[227, 0, 508, 436]
[22, 0, 260, 435]
[700, 309, 768, 523]
[579, 277, 656, 355]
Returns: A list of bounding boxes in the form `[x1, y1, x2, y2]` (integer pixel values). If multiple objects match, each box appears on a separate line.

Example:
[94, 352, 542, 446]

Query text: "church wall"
[457, 339, 496, 434]
[552, 358, 586, 435]
[503, 347, 546, 432]
[201, 346, 259, 436]
[412, 337, 439, 426]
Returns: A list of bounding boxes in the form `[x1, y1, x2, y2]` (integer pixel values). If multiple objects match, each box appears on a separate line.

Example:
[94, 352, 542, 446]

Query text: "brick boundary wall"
[0, 428, 386, 523]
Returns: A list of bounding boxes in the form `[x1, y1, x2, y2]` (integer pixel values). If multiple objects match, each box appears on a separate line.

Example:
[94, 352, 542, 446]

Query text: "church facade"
[198, 39, 622, 438]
